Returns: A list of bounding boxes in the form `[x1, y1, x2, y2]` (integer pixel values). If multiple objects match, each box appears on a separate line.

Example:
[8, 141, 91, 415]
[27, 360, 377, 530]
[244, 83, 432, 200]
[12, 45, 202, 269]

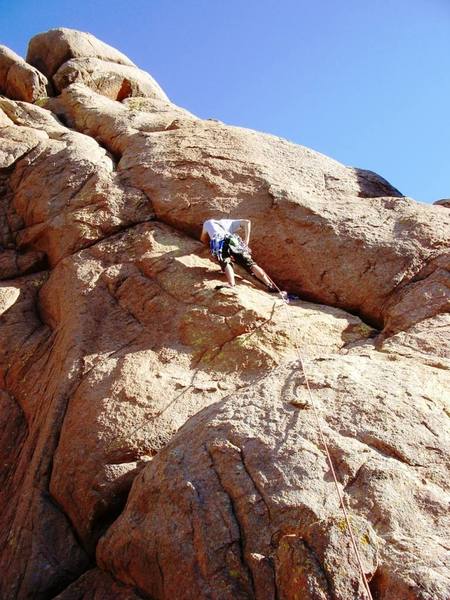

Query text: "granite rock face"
[53, 57, 169, 101]
[27, 28, 136, 79]
[27, 28, 168, 101]
[434, 199, 450, 209]
[50, 83, 449, 332]
[98, 357, 450, 600]
[0, 28, 449, 600]
[0, 45, 48, 102]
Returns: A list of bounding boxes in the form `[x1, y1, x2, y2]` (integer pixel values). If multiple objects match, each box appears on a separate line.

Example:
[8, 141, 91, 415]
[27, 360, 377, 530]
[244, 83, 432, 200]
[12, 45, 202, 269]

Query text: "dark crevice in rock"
[45, 369, 131, 557]
[299, 537, 334, 598]
[42, 568, 93, 600]
[45, 213, 156, 269]
[239, 445, 273, 527]
[0, 249, 49, 281]
[343, 462, 367, 492]
[154, 549, 165, 598]
[367, 566, 383, 600]
[272, 280, 382, 332]
[95, 135, 123, 165]
[87, 486, 132, 555]
[204, 443, 256, 598]
[45, 494, 96, 598]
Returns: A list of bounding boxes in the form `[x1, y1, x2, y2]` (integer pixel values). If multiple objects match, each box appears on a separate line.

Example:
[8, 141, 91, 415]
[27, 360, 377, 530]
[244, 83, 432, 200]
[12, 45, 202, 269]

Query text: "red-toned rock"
[26, 28, 168, 103]
[378, 313, 450, 369]
[53, 569, 142, 600]
[0, 28, 449, 600]
[98, 357, 450, 599]
[0, 97, 152, 269]
[44, 221, 372, 550]
[0, 273, 91, 600]
[54, 84, 449, 331]
[0, 217, 374, 597]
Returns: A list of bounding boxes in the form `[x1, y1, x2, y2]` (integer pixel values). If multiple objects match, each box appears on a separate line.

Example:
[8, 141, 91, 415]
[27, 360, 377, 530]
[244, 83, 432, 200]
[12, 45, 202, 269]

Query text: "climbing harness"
[267, 276, 374, 600]
[210, 233, 250, 262]
[210, 234, 226, 261]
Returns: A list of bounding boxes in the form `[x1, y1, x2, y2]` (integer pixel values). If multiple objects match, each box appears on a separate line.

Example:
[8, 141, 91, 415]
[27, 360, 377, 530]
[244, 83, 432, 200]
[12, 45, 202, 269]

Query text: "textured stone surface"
[98, 357, 450, 600]
[0, 217, 374, 597]
[0, 272, 91, 600]
[27, 28, 135, 79]
[44, 221, 372, 550]
[0, 97, 152, 272]
[53, 57, 169, 101]
[377, 313, 450, 369]
[53, 84, 449, 331]
[0, 28, 449, 600]
[0, 44, 48, 102]
[26, 28, 168, 103]
[434, 199, 450, 209]
[53, 569, 142, 600]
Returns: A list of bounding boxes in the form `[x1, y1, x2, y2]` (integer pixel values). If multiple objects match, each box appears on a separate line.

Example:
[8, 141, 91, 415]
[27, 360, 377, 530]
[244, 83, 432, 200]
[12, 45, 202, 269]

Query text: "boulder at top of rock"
[53, 56, 169, 101]
[27, 28, 136, 79]
[0, 45, 48, 102]
[434, 198, 450, 209]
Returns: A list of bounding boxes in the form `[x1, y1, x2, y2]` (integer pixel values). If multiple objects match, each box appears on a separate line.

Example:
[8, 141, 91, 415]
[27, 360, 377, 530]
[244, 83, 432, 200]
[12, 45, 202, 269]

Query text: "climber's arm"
[239, 219, 251, 245]
[200, 225, 209, 245]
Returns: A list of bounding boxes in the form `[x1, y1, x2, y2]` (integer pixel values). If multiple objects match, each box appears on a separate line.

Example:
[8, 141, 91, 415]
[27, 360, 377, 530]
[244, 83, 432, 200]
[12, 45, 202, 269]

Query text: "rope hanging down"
[268, 277, 374, 600]
[115, 271, 374, 598]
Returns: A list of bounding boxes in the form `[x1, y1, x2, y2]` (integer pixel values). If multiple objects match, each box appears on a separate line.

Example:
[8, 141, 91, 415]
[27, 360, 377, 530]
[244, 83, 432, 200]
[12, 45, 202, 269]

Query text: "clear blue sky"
[1, 0, 449, 203]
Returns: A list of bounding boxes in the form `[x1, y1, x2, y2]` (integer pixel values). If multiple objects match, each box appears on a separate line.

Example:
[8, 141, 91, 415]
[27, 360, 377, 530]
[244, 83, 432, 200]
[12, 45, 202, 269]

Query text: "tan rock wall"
[0, 45, 48, 102]
[98, 358, 450, 599]
[0, 28, 448, 600]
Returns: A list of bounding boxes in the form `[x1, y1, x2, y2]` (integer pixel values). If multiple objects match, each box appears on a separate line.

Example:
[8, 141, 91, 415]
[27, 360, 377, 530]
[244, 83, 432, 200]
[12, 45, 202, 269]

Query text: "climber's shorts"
[218, 237, 255, 274]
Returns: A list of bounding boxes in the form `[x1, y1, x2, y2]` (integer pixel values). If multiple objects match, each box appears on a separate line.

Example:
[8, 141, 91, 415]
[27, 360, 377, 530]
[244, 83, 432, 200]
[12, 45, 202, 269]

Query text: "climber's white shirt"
[203, 219, 241, 239]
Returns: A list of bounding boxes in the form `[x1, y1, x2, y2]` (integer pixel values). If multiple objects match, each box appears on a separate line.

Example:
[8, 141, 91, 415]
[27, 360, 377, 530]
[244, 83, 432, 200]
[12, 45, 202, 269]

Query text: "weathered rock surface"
[53, 57, 169, 101]
[0, 45, 48, 102]
[26, 28, 168, 102]
[0, 97, 152, 274]
[98, 357, 450, 600]
[46, 221, 373, 551]
[52, 84, 450, 331]
[27, 28, 135, 79]
[0, 272, 91, 600]
[378, 312, 450, 369]
[0, 216, 375, 597]
[53, 569, 142, 600]
[434, 199, 450, 209]
[0, 27, 449, 600]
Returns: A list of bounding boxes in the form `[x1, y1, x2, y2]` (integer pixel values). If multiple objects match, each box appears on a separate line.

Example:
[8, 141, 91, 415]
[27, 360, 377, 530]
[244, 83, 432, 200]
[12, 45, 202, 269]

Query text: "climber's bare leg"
[251, 264, 273, 288]
[224, 262, 236, 287]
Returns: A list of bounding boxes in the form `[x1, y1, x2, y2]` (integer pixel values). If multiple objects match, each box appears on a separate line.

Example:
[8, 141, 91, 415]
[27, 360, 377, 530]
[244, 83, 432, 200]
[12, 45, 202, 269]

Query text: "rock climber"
[200, 217, 283, 294]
